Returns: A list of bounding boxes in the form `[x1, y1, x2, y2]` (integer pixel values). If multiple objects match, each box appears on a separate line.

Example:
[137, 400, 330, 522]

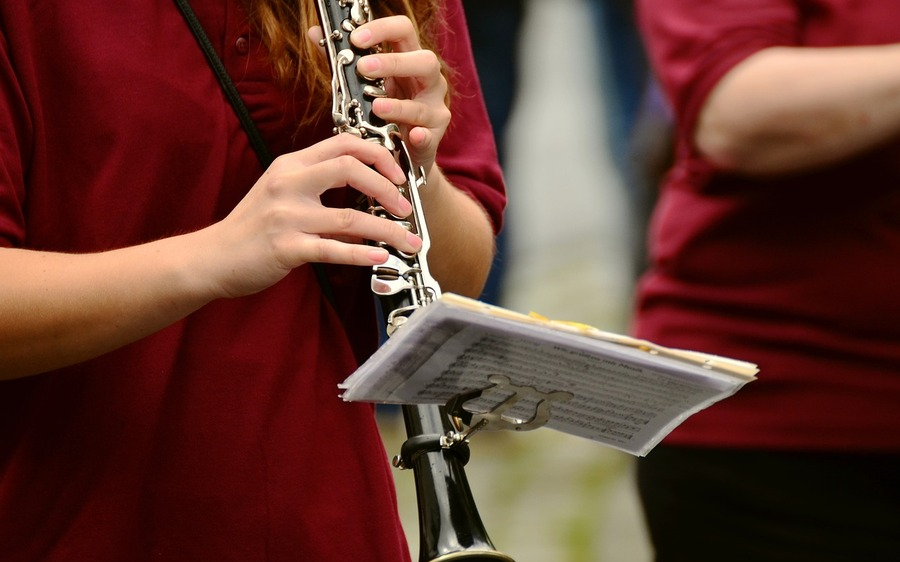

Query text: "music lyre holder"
[393, 375, 574, 470]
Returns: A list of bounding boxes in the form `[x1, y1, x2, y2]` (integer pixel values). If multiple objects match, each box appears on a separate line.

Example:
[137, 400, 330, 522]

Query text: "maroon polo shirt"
[0, 1, 504, 560]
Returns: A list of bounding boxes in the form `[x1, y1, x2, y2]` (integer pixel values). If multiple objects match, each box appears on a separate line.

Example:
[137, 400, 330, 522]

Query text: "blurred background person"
[633, 0, 900, 560]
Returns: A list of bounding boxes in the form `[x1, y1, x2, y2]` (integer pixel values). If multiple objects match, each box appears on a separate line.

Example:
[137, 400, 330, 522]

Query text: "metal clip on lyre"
[314, 1, 514, 560]
[445, 375, 575, 436]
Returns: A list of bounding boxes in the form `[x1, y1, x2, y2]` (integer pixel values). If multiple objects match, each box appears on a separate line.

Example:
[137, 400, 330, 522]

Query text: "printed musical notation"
[339, 294, 758, 456]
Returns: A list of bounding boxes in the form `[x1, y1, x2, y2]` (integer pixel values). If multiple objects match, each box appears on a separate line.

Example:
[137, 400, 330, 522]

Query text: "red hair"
[245, 0, 443, 114]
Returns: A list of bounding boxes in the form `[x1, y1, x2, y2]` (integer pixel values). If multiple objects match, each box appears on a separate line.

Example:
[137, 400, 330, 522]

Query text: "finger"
[290, 134, 406, 184]
[356, 50, 445, 92]
[372, 97, 450, 131]
[350, 16, 420, 53]
[305, 207, 423, 255]
[403, 126, 439, 174]
[274, 151, 411, 219]
[307, 25, 324, 45]
[296, 156, 412, 218]
[406, 126, 433, 152]
[307, 26, 327, 58]
[305, 237, 391, 267]
[268, 137, 414, 219]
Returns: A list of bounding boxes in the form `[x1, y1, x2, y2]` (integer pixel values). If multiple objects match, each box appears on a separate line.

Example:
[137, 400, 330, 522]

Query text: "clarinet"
[314, 1, 514, 560]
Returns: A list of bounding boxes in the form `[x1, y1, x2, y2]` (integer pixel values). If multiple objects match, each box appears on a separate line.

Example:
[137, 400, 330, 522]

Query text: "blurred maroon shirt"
[635, 0, 900, 450]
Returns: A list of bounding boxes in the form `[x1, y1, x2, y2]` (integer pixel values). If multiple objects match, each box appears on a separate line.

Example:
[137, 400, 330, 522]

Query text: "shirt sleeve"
[0, 25, 30, 247]
[635, 0, 800, 148]
[432, 0, 507, 235]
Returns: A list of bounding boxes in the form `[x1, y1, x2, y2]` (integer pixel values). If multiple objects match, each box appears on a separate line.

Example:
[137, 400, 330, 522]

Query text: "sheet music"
[340, 294, 756, 456]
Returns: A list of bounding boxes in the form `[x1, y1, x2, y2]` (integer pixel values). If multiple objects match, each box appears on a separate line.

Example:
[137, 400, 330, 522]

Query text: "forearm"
[0, 134, 427, 379]
[418, 168, 495, 298]
[0, 235, 212, 380]
[696, 44, 900, 175]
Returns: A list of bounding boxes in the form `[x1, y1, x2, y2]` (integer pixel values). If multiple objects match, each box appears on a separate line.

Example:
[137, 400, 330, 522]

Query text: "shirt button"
[235, 35, 250, 55]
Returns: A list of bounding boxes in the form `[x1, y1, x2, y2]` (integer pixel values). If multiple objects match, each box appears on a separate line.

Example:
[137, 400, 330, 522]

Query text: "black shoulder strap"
[174, 0, 273, 169]
[174, 0, 337, 308]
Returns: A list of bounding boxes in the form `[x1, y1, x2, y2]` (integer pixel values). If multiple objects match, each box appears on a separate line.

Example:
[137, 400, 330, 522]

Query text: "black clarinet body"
[314, 1, 513, 560]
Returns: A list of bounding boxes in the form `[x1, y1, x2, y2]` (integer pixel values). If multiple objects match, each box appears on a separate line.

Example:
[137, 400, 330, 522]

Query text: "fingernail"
[398, 196, 412, 215]
[373, 98, 392, 113]
[352, 28, 372, 45]
[406, 231, 423, 251]
[358, 56, 380, 73]
[368, 248, 388, 263]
